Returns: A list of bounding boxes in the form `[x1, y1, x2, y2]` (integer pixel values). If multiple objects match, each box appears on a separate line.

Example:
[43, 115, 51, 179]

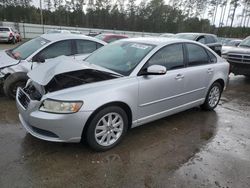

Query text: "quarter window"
[186, 43, 209, 66]
[38, 40, 72, 59]
[147, 44, 184, 70]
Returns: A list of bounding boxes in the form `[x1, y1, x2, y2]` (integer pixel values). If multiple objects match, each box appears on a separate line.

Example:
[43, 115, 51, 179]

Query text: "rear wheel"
[201, 82, 222, 110]
[86, 106, 128, 151]
[3, 73, 28, 99]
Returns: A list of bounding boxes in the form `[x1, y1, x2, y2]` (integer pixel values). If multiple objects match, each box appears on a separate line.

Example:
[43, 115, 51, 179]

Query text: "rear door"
[182, 43, 216, 103]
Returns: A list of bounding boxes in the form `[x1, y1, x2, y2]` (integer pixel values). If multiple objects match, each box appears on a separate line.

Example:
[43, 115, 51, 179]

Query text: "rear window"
[0, 28, 10, 32]
[205, 35, 217, 43]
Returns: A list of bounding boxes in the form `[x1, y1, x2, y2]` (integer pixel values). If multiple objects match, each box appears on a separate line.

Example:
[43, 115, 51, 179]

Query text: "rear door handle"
[175, 74, 184, 80]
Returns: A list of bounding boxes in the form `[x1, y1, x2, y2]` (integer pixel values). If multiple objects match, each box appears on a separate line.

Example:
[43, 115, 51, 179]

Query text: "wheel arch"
[81, 101, 133, 140]
[213, 78, 225, 90]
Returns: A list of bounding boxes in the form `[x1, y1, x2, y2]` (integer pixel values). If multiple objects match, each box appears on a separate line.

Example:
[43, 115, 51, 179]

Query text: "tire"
[86, 106, 128, 151]
[201, 82, 222, 111]
[3, 73, 28, 99]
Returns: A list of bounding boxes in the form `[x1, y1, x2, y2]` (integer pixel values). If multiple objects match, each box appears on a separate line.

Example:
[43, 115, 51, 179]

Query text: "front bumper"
[16, 88, 93, 143]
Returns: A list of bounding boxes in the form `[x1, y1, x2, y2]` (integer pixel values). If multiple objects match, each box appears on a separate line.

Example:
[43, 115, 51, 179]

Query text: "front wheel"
[3, 73, 28, 99]
[86, 106, 128, 151]
[201, 82, 222, 110]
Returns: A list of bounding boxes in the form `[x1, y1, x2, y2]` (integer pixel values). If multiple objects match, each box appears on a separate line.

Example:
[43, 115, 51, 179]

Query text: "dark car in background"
[95, 33, 128, 43]
[175, 33, 222, 56]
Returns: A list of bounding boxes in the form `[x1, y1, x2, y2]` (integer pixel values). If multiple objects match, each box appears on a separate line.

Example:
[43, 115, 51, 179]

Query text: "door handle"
[175, 74, 184, 80]
[207, 68, 214, 74]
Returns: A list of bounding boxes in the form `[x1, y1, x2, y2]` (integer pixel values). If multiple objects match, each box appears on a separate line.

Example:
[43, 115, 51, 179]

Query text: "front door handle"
[175, 74, 184, 80]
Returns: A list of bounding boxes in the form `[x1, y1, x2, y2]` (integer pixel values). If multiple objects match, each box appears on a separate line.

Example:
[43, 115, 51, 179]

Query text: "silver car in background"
[0, 33, 106, 98]
[16, 38, 229, 151]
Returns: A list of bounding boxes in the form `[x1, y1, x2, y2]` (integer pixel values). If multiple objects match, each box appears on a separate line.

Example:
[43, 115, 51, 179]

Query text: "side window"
[97, 43, 104, 49]
[207, 50, 217, 63]
[186, 43, 209, 66]
[38, 40, 72, 59]
[147, 44, 184, 70]
[205, 35, 216, 44]
[197, 36, 206, 44]
[76, 40, 98, 54]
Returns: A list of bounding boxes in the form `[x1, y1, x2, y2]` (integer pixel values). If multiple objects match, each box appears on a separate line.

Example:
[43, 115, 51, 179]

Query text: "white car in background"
[0, 26, 17, 44]
[0, 33, 106, 98]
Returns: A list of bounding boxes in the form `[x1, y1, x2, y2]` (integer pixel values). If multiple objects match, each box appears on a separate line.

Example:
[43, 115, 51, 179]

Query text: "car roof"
[99, 33, 128, 37]
[40, 33, 107, 45]
[176, 32, 217, 37]
[121, 37, 199, 46]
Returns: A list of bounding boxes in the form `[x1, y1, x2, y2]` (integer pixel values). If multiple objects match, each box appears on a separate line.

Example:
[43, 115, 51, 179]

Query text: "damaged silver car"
[16, 38, 229, 151]
[0, 33, 106, 98]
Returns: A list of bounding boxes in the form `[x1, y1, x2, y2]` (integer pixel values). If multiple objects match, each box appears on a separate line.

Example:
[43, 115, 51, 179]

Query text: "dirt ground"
[0, 43, 250, 187]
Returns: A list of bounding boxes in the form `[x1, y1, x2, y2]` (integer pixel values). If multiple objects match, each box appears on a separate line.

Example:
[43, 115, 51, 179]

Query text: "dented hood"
[28, 56, 120, 86]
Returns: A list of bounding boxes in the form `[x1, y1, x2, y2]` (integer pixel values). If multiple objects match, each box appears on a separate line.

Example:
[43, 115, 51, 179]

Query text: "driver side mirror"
[141, 65, 167, 76]
[32, 55, 45, 63]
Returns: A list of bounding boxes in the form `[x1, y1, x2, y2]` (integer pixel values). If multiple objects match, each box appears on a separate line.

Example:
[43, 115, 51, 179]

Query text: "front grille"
[18, 88, 30, 109]
[227, 53, 250, 64]
[24, 83, 42, 100]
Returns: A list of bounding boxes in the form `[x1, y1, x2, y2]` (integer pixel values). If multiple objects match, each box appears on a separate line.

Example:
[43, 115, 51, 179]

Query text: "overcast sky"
[31, 0, 244, 27]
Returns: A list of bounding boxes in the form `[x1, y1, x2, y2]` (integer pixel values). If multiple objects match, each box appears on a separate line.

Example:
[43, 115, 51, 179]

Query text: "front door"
[137, 43, 186, 124]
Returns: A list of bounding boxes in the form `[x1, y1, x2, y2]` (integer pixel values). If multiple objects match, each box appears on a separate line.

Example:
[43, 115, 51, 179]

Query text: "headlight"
[40, 99, 83, 114]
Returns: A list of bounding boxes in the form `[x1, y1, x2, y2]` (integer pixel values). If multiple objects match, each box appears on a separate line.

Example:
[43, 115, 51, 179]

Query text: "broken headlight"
[40, 99, 83, 114]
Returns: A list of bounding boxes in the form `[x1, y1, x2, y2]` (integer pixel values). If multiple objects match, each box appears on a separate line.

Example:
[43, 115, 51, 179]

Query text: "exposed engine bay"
[24, 69, 120, 100]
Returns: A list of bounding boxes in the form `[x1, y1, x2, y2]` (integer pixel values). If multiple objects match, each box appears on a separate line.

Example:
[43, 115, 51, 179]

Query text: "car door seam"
[139, 87, 206, 107]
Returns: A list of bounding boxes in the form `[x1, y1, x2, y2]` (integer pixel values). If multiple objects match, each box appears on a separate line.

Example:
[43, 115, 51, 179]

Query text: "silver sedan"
[16, 38, 229, 151]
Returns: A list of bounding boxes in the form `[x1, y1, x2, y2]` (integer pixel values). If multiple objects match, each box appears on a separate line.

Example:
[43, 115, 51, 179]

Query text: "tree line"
[1, 0, 250, 38]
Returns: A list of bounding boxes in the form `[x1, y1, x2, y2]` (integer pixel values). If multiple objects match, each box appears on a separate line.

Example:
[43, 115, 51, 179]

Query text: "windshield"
[85, 41, 155, 76]
[9, 37, 50, 60]
[239, 37, 250, 48]
[174, 34, 197, 40]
